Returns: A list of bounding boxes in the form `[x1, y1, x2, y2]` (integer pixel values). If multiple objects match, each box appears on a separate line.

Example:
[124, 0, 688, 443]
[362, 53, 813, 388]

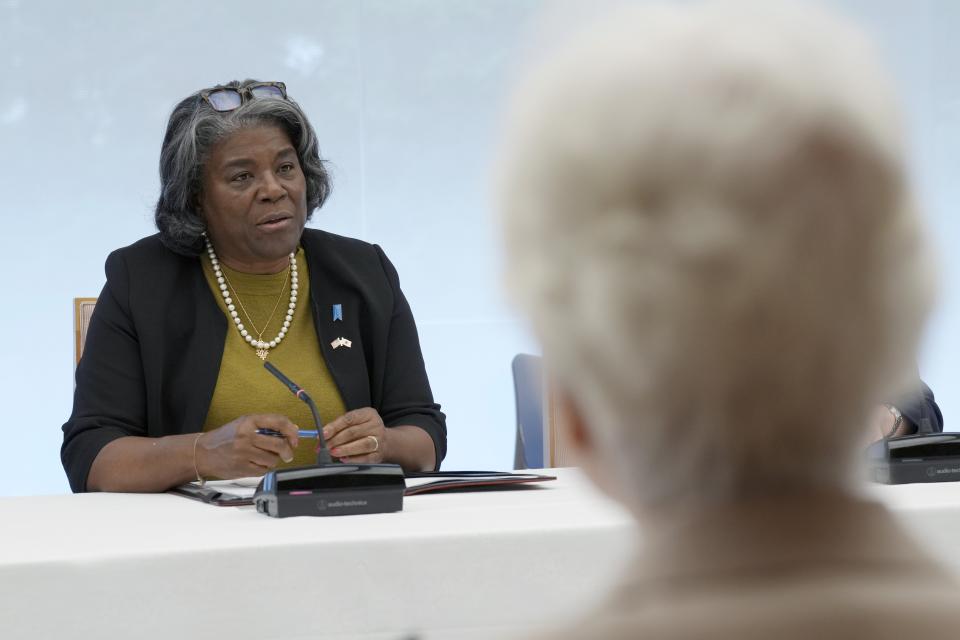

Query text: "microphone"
[255, 361, 405, 518]
[263, 361, 333, 464]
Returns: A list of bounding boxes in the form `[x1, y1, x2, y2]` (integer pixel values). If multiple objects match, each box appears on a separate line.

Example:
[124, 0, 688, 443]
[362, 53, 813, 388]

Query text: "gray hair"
[498, 1, 935, 513]
[154, 79, 331, 255]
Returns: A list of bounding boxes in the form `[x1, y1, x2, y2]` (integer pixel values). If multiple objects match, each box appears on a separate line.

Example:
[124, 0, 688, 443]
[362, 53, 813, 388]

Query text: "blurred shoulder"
[532, 569, 960, 640]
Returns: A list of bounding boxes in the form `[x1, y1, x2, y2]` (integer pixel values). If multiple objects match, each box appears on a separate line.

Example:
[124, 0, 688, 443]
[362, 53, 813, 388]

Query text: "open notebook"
[171, 471, 556, 506]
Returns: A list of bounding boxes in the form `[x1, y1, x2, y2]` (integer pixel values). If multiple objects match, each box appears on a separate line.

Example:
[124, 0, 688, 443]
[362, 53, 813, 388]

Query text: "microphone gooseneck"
[263, 361, 333, 465]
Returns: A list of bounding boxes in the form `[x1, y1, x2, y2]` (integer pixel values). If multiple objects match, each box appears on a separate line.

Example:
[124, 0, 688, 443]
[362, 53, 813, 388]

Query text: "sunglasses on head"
[200, 81, 288, 112]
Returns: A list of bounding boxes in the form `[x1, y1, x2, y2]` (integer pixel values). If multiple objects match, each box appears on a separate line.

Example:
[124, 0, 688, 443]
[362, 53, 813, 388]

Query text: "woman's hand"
[866, 404, 910, 444]
[871, 405, 897, 441]
[323, 408, 389, 463]
[197, 414, 299, 479]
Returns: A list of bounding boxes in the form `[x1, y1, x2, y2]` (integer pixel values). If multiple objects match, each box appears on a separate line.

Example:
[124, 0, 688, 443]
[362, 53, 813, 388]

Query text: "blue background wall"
[0, 0, 956, 495]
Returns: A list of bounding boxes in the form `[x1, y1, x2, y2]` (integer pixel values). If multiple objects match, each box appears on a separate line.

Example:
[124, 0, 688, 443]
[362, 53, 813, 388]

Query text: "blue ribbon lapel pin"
[332, 304, 343, 322]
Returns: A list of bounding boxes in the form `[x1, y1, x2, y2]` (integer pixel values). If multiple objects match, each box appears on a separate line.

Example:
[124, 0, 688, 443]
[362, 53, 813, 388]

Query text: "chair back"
[512, 353, 544, 469]
[74, 298, 97, 366]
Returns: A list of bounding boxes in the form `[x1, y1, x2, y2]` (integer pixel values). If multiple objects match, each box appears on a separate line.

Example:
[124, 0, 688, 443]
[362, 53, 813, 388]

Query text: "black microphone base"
[868, 433, 960, 484]
[253, 463, 405, 518]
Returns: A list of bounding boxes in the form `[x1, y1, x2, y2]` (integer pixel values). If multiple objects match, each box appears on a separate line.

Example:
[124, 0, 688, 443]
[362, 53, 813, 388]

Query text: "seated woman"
[62, 80, 445, 492]
[497, 3, 960, 638]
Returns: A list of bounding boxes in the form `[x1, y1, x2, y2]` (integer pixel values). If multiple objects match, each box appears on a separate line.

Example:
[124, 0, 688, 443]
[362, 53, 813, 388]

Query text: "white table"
[0, 468, 636, 640]
[864, 481, 960, 574]
[5, 470, 960, 640]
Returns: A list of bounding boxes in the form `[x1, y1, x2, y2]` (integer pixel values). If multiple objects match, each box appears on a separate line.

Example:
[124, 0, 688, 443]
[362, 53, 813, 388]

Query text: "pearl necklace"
[203, 237, 298, 361]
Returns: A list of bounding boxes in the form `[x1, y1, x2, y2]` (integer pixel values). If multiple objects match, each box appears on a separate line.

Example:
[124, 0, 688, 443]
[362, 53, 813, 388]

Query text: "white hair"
[497, 1, 935, 512]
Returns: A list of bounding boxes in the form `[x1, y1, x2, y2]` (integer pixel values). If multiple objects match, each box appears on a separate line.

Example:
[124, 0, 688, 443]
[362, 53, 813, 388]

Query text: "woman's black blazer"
[62, 229, 446, 492]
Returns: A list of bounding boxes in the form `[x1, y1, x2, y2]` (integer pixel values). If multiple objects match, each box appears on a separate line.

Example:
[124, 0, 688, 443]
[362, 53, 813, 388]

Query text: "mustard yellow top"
[201, 248, 346, 468]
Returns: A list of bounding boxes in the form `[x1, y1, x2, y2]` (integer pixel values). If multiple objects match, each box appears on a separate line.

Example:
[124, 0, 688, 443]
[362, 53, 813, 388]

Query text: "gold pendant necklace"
[224, 268, 289, 360]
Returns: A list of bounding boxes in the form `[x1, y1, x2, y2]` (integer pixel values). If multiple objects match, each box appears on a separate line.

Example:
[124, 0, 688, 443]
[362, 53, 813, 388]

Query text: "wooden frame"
[74, 297, 97, 366]
[544, 382, 573, 468]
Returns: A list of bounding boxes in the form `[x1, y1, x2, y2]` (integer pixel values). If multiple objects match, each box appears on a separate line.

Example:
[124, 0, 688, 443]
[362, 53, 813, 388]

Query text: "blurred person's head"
[497, 1, 934, 517]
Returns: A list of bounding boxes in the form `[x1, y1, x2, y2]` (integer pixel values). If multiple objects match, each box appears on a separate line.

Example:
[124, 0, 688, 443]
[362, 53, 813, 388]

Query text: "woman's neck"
[216, 254, 290, 275]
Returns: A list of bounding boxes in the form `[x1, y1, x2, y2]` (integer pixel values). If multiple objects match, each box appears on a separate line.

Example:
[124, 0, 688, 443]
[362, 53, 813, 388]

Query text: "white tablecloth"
[5, 470, 960, 640]
[863, 481, 960, 574]
[0, 468, 635, 640]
